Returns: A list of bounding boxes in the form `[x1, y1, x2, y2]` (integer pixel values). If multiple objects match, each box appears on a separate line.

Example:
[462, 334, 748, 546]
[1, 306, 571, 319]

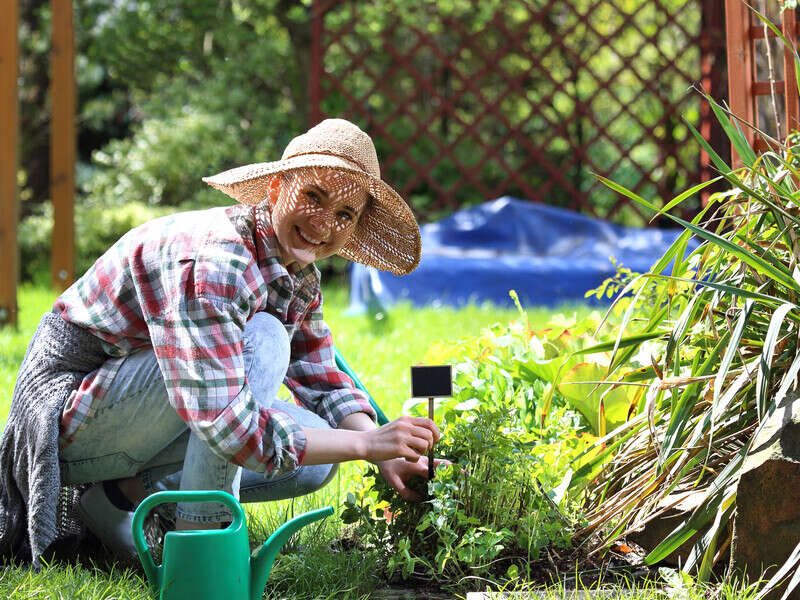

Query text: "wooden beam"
[0, 0, 19, 327]
[783, 9, 800, 135]
[725, 0, 756, 165]
[50, 0, 75, 291]
[309, 0, 324, 126]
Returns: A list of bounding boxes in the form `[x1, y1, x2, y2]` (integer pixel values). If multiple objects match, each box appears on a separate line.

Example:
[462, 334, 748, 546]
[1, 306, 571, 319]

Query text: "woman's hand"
[376, 456, 451, 502]
[362, 416, 440, 463]
[301, 415, 440, 466]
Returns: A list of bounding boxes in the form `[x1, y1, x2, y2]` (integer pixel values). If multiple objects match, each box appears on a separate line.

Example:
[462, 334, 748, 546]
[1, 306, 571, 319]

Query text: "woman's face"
[269, 168, 368, 269]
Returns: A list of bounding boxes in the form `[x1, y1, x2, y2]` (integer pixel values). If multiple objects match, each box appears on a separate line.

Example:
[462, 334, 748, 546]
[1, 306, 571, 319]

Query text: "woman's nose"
[308, 211, 332, 237]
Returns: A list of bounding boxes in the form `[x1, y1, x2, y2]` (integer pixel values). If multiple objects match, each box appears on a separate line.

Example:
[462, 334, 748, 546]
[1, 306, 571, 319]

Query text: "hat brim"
[203, 155, 421, 275]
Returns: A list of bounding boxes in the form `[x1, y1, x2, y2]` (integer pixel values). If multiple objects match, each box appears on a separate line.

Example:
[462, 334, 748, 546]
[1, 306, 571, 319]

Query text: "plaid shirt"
[54, 205, 375, 475]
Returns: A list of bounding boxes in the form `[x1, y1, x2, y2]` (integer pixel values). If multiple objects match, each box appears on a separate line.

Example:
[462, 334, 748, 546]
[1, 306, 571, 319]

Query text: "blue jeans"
[59, 312, 337, 523]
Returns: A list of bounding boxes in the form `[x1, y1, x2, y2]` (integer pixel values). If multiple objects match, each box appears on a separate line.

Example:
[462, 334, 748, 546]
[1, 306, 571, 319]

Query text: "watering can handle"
[131, 490, 246, 592]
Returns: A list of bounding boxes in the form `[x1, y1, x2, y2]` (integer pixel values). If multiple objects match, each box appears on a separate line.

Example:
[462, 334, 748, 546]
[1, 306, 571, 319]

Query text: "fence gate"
[309, 0, 727, 224]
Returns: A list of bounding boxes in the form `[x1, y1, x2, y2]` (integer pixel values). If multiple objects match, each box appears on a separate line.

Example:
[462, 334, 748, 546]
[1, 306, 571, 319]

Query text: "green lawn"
[0, 280, 596, 598]
[0, 284, 765, 599]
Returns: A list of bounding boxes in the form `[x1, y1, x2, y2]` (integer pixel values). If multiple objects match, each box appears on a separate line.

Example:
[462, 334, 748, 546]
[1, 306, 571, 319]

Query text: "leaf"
[572, 331, 666, 356]
[757, 303, 795, 418]
[664, 216, 800, 292]
[684, 116, 731, 174]
[558, 363, 636, 434]
[707, 95, 758, 168]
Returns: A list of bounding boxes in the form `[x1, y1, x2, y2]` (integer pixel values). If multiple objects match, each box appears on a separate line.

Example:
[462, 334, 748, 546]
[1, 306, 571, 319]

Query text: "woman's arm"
[302, 414, 446, 502]
[301, 415, 438, 465]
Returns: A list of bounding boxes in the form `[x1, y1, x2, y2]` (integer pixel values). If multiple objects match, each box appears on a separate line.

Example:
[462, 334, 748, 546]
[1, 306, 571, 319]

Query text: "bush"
[81, 110, 243, 209]
[19, 200, 177, 281]
[341, 299, 596, 587]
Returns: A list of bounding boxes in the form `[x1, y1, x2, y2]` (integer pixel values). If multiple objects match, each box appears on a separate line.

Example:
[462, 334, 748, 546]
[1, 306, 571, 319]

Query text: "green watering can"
[132, 490, 333, 600]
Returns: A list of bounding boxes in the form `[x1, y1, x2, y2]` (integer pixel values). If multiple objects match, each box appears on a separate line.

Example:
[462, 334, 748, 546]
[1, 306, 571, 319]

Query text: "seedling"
[410, 365, 452, 479]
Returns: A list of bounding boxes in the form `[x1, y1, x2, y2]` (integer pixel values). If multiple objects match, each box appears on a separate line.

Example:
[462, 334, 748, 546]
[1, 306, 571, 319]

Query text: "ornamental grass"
[562, 23, 800, 595]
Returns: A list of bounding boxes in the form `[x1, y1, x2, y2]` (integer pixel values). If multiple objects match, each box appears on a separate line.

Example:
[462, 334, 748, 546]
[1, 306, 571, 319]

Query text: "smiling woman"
[269, 168, 369, 269]
[0, 118, 435, 566]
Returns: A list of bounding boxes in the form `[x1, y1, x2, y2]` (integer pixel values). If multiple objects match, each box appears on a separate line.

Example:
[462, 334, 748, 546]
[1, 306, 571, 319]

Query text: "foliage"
[78, 0, 308, 210]
[15, 0, 714, 279]
[81, 111, 241, 209]
[19, 200, 176, 282]
[341, 300, 597, 587]
[562, 45, 800, 597]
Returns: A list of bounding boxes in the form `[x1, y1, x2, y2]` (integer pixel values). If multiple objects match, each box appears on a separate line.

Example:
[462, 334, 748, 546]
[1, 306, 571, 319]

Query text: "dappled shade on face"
[270, 167, 369, 269]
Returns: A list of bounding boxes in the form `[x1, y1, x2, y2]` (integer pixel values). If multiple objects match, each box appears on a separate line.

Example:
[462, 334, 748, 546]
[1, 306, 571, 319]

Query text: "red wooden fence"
[309, 0, 728, 224]
[725, 1, 799, 160]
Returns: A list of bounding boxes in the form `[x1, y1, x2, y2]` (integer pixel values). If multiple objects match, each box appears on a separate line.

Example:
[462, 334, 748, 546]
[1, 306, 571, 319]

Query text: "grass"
[0, 282, 770, 599]
[0, 279, 595, 599]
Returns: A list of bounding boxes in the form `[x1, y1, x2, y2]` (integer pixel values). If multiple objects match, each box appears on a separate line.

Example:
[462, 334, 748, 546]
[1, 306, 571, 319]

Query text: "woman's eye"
[337, 211, 353, 222]
[307, 191, 321, 205]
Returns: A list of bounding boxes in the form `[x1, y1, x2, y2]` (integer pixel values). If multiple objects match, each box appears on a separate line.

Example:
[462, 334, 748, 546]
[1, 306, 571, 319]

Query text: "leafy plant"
[342, 302, 598, 587]
[561, 28, 800, 597]
[343, 400, 583, 586]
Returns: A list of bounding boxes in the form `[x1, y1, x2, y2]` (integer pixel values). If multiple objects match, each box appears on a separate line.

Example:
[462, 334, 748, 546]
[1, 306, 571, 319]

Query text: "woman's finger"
[405, 417, 440, 442]
[410, 425, 434, 444]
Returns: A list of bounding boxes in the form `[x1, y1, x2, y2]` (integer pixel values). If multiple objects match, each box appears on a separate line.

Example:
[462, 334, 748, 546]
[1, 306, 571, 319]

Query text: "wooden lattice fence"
[726, 1, 799, 157]
[309, 0, 728, 224]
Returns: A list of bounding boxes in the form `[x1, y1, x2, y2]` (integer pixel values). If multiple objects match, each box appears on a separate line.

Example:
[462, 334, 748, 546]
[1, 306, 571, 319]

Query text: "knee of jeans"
[244, 312, 290, 378]
[299, 462, 339, 495]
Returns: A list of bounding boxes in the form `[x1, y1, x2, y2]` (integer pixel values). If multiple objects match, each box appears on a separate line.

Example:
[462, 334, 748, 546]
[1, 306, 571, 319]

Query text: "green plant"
[18, 200, 179, 281]
[560, 12, 800, 598]
[342, 400, 581, 587]
[341, 300, 598, 588]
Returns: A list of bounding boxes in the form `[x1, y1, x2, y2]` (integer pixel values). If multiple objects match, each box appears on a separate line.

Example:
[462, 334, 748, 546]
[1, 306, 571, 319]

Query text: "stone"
[627, 490, 727, 568]
[732, 392, 800, 599]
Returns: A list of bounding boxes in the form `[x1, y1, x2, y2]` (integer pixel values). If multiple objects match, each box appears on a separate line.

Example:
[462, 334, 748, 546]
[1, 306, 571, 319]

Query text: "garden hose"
[334, 348, 390, 426]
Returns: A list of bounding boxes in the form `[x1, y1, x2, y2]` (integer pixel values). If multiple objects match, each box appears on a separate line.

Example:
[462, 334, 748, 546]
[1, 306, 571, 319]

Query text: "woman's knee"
[243, 312, 290, 404]
[299, 462, 339, 495]
[238, 462, 338, 503]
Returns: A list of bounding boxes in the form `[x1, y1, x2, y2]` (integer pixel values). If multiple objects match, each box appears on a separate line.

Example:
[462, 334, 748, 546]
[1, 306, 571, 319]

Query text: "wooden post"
[309, 0, 324, 127]
[427, 396, 434, 480]
[0, 1, 19, 327]
[725, 0, 755, 165]
[783, 9, 800, 136]
[50, 0, 76, 291]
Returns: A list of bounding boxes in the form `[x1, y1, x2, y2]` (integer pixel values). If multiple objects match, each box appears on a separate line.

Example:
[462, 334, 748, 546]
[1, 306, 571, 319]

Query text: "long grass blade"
[757, 303, 795, 419]
[706, 95, 758, 168]
[684, 116, 730, 173]
[713, 299, 754, 408]
[572, 331, 666, 356]
[665, 216, 799, 291]
[642, 274, 790, 308]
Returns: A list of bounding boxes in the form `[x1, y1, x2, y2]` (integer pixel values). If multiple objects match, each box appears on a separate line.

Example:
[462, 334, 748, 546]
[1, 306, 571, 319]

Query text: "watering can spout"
[249, 506, 334, 600]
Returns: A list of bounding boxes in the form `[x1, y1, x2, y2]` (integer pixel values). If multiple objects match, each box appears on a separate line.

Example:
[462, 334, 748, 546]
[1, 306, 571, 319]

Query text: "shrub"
[564, 82, 800, 597]
[19, 200, 177, 281]
[81, 110, 242, 209]
[342, 300, 595, 587]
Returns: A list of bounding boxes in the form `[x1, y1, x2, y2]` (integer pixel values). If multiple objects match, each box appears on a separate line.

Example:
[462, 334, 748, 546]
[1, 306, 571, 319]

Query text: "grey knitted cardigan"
[0, 312, 107, 565]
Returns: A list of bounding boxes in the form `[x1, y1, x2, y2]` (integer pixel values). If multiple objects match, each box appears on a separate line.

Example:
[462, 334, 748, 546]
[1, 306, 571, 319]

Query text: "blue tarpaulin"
[349, 197, 698, 311]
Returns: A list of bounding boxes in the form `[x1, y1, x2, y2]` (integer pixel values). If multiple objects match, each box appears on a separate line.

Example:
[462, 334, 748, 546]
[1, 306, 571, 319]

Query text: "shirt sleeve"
[147, 271, 307, 476]
[284, 291, 376, 428]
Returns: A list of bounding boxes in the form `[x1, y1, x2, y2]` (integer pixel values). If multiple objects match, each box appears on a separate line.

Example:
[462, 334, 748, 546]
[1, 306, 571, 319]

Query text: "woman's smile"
[296, 226, 325, 246]
[270, 168, 369, 269]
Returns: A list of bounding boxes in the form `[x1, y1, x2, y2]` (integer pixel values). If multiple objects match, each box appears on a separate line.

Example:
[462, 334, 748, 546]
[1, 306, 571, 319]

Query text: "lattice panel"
[726, 1, 799, 155]
[310, 0, 726, 224]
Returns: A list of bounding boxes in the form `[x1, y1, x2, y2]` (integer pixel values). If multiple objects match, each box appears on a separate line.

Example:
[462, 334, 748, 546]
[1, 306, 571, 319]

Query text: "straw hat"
[202, 119, 421, 275]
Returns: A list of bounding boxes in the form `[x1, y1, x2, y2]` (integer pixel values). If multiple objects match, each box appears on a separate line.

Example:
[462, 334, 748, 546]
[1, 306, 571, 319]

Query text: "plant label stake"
[410, 365, 452, 480]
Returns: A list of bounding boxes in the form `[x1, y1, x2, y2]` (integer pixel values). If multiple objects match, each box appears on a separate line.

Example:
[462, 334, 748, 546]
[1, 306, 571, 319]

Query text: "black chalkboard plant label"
[410, 365, 452, 480]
